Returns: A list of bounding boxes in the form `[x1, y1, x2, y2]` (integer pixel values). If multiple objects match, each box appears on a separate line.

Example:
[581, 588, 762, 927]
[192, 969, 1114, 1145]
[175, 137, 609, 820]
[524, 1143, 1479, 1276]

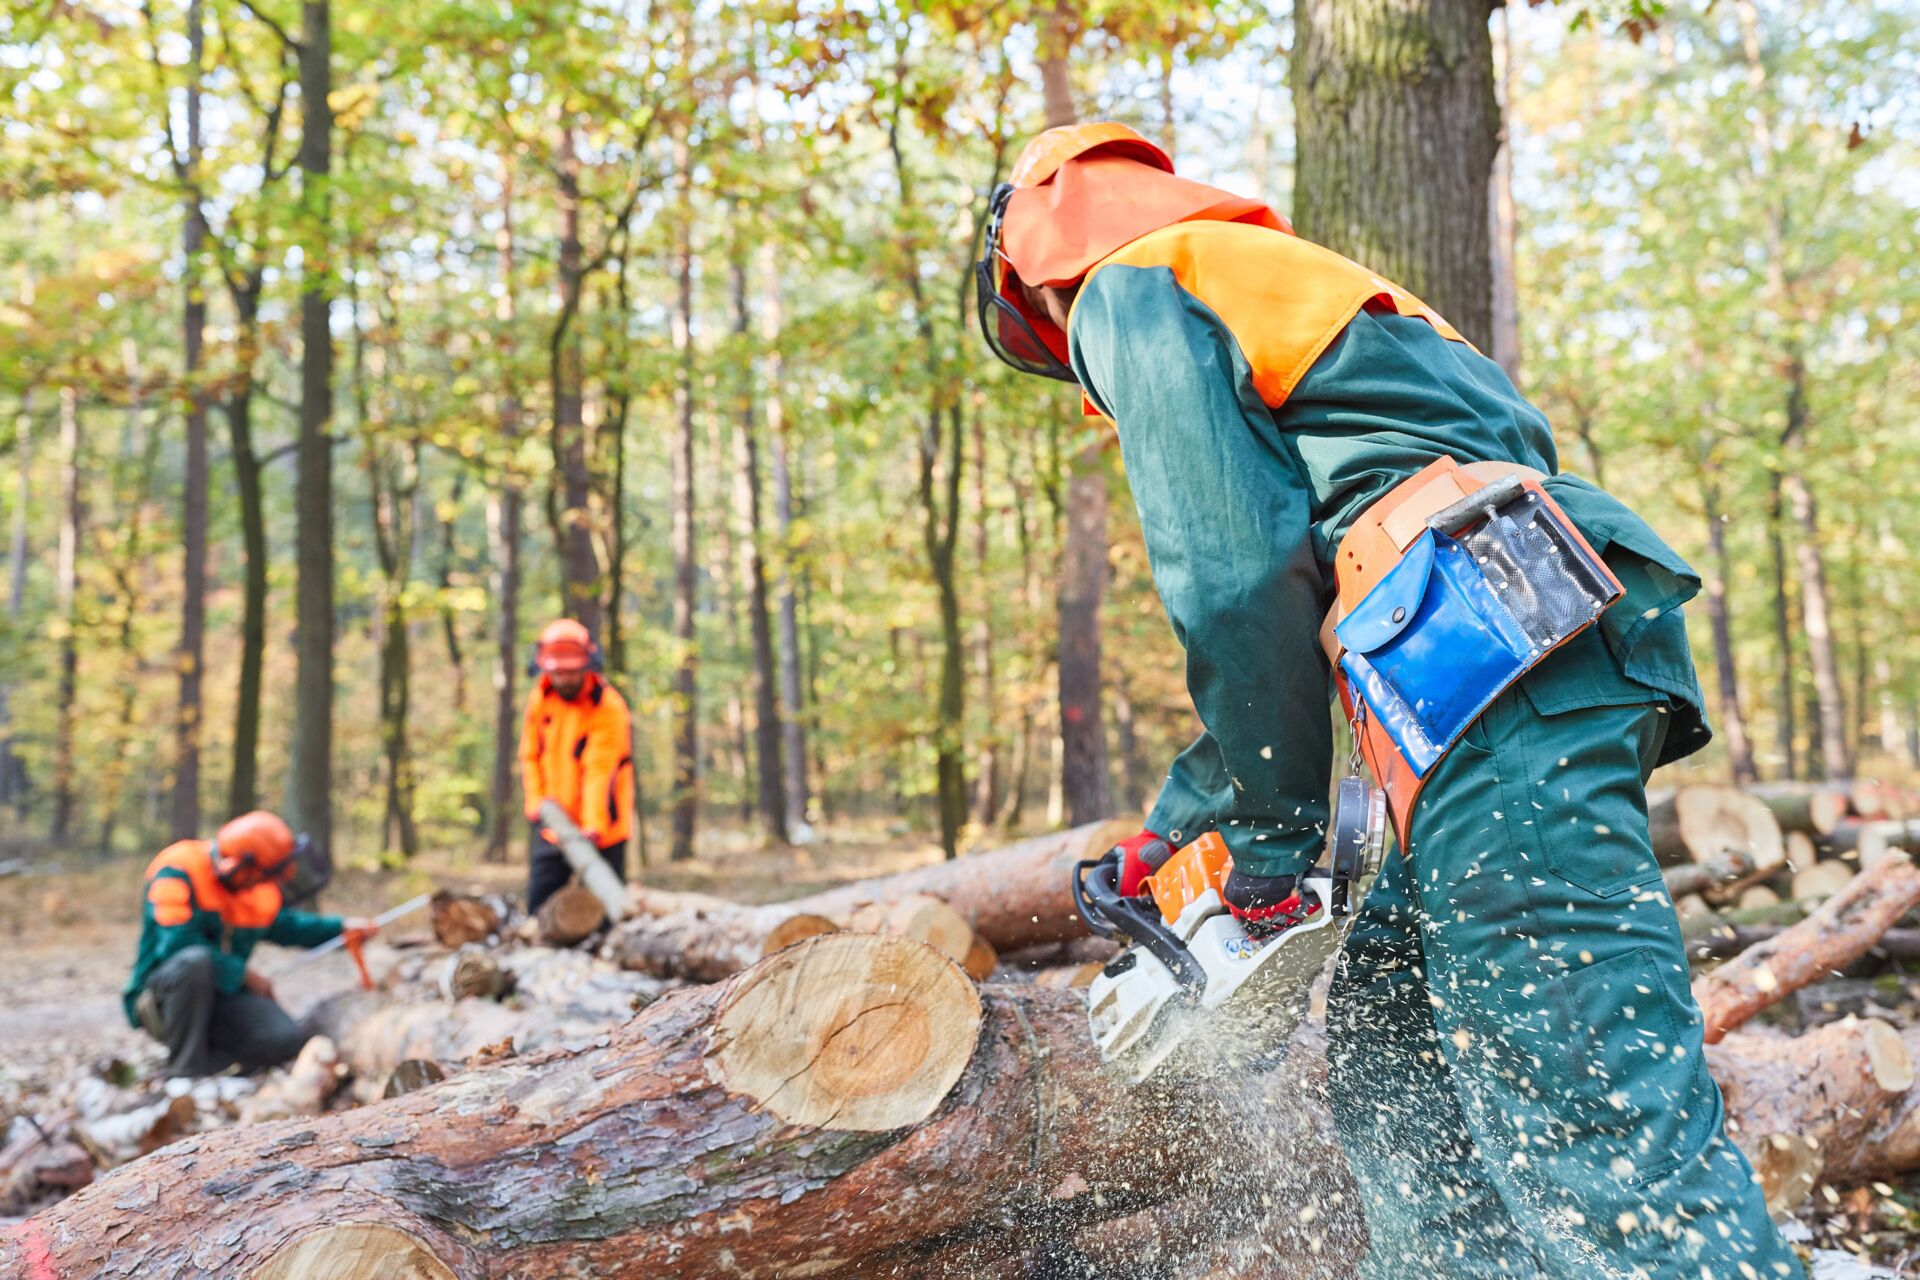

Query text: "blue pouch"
[1336, 483, 1621, 778]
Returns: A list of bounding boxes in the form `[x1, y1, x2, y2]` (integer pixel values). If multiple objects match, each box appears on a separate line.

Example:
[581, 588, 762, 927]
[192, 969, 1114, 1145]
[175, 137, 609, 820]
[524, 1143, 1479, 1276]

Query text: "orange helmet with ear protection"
[535, 618, 599, 674]
[213, 810, 298, 888]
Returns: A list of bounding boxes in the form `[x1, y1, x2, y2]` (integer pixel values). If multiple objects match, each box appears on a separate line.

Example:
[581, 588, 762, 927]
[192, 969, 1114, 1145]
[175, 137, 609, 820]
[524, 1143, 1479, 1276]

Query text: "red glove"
[1222, 868, 1317, 932]
[1116, 830, 1175, 898]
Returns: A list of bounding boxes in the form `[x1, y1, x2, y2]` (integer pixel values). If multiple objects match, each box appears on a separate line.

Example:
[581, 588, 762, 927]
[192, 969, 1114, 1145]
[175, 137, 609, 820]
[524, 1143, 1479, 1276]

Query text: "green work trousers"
[1325, 638, 1802, 1279]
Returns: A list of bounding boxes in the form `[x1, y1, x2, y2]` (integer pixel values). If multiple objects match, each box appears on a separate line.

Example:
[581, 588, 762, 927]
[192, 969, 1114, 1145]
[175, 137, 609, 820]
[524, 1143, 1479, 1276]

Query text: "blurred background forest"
[0, 0, 1914, 869]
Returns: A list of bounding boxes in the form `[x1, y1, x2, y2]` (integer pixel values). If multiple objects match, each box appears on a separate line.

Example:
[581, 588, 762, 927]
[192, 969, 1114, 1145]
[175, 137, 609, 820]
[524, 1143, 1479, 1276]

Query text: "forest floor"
[3, 832, 1918, 1275]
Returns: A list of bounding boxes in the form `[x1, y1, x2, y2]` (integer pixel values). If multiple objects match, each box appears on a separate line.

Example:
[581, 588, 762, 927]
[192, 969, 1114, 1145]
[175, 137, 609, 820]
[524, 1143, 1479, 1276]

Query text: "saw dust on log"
[535, 883, 605, 946]
[2, 934, 1267, 1279]
[1693, 852, 1920, 1043]
[1709, 1017, 1914, 1216]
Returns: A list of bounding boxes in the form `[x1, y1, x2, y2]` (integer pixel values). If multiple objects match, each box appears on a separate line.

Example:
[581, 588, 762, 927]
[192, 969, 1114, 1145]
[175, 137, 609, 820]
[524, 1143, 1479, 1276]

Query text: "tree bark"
[669, 124, 699, 862]
[1486, 3, 1520, 381]
[731, 245, 788, 844]
[290, 0, 335, 857]
[171, 0, 208, 840]
[1292, 0, 1499, 349]
[1766, 475, 1798, 779]
[51, 386, 81, 842]
[549, 125, 599, 638]
[486, 168, 523, 865]
[1693, 852, 1920, 1043]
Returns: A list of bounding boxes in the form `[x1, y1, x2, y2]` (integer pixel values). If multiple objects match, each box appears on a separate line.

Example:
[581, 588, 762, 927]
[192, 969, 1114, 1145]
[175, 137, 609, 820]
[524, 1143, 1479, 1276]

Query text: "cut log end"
[537, 883, 607, 946]
[1864, 1018, 1916, 1093]
[706, 932, 982, 1132]
[429, 891, 500, 949]
[760, 912, 840, 956]
[253, 1222, 456, 1280]
[1754, 1133, 1822, 1221]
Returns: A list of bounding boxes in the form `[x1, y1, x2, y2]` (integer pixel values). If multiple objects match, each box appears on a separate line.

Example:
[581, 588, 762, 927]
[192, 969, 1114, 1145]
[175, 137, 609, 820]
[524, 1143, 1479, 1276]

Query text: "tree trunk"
[51, 386, 81, 842]
[669, 127, 699, 862]
[1700, 448, 1758, 783]
[290, 0, 335, 857]
[172, 0, 208, 840]
[1643, 785, 1784, 871]
[731, 246, 788, 844]
[1750, 782, 1850, 837]
[0, 392, 25, 817]
[224, 282, 268, 816]
[1486, 3, 1520, 381]
[486, 170, 523, 865]
[602, 237, 634, 678]
[1038, 12, 1111, 829]
[762, 247, 811, 836]
[970, 412, 1001, 825]
[550, 125, 599, 638]
[1783, 468, 1851, 781]
[1693, 852, 1920, 1043]
[1765, 476, 1798, 780]
[536, 884, 606, 947]
[6, 936, 1266, 1280]
[434, 474, 467, 712]
[1292, 0, 1499, 348]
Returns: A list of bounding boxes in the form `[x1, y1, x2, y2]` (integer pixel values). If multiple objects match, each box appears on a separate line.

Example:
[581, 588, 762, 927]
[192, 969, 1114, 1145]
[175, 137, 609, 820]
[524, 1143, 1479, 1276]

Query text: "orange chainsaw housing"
[1146, 831, 1233, 927]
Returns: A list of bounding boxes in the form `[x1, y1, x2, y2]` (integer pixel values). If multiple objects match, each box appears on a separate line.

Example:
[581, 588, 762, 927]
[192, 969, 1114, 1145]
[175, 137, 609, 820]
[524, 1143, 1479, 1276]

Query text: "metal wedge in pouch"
[1074, 822, 1383, 1085]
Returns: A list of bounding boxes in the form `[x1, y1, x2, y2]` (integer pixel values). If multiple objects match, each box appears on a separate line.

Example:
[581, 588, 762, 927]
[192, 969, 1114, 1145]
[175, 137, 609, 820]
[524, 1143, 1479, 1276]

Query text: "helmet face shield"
[975, 184, 1077, 384]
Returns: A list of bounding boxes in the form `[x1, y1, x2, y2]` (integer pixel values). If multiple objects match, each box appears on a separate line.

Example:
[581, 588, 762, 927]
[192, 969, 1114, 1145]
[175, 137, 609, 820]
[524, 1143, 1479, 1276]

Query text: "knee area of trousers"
[173, 946, 217, 988]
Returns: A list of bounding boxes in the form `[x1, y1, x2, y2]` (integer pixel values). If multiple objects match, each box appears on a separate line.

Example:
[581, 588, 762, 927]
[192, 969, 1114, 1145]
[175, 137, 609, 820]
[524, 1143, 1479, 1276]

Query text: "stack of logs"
[8, 803, 1920, 1279]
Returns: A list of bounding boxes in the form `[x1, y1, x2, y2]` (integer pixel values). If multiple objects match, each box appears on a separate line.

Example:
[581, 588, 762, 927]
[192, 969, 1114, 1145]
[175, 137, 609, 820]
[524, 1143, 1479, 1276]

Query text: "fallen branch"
[1692, 852, 1920, 1043]
[536, 800, 629, 922]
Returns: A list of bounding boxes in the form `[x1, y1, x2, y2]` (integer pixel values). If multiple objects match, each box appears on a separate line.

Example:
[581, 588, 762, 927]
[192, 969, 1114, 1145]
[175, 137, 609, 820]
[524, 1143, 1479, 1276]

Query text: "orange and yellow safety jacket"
[519, 673, 634, 845]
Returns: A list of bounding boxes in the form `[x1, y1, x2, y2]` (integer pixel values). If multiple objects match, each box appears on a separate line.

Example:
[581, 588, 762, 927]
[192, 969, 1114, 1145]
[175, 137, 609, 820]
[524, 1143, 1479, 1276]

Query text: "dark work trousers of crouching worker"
[527, 827, 629, 916]
[1325, 632, 1803, 1279]
[137, 946, 312, 1077]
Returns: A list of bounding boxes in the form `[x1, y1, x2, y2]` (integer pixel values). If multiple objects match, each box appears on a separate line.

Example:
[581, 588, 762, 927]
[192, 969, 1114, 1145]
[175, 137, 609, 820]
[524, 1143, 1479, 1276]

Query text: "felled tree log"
[1708, 1017, 1915, 1215]
[607, 894, 839, 982]
[1823, 819, 1920, 868]
[791, 818, 1138, 952]
[1751, 783, 1851, 837]
[1686, 922, 1920, 963]
[535, 883, 605, 946]
[1661, 848, 1757, 902]
[1646, 785, 1784, 873]
[1842, 1026, 1920, 1182]
[1791, 860, 1857, 902]
[1693, 852, 1920, 1043]
[4, 935, 1274, 1280]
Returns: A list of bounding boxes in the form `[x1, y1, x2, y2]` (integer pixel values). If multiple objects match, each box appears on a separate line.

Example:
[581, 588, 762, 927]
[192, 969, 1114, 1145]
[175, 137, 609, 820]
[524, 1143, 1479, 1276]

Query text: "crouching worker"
[123, 811, 374, 1077]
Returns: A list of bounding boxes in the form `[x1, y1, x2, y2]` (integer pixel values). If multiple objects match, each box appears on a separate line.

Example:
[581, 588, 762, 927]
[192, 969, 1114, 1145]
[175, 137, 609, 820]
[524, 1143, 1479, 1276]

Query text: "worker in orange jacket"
[519, 619, 635, 913]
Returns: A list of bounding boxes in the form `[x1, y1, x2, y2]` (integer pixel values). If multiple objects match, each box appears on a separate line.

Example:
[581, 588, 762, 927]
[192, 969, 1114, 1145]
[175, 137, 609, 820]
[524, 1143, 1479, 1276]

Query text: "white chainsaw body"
[1085, 868, 1362, 1084]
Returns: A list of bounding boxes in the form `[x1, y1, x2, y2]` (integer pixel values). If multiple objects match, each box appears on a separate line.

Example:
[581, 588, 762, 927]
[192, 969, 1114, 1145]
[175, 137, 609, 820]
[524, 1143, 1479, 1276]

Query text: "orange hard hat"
[214, 810, 297, 884]
[536, 618, 595, 674]
[1008, 121, 1172, 191]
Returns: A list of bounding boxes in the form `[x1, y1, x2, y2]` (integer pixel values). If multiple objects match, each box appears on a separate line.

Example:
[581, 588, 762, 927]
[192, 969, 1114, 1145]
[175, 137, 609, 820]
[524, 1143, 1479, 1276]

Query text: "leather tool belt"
[1318, 458, 1623, 844]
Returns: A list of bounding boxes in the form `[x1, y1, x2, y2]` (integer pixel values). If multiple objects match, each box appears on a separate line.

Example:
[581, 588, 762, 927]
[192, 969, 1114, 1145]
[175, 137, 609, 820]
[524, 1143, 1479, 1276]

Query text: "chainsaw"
[1072, 778, 1389, 1084]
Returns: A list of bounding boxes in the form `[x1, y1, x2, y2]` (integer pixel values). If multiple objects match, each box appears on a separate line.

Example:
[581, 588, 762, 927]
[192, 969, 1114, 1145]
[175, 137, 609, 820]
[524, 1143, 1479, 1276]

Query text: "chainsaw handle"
[1073, 854, 1211, 996]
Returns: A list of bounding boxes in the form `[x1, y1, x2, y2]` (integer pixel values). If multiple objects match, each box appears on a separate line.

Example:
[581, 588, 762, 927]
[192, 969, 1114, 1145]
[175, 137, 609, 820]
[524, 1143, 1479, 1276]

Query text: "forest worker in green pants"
[977, 121, 1800, 1279]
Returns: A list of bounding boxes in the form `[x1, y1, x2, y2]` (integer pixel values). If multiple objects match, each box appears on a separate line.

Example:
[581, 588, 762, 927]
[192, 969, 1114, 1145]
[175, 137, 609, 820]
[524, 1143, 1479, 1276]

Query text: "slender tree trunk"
[761, 247, 811, 835]
[52, 386, 81, 842]
[435, 472, 467, 711]
[669, 127, 699, 861]
[710, 419, 752, 823]
[0, 392, 29, 816]
[172, 0, 208, 839]
[970, 410, 1000, 824]
[1487, 3, 1520, 381]
[1766, 475, 1798, 780]
[1702, 447, 1758, 783]
[487, 172, 523, 864]
[1292, 0, 1500, 348]
[551, 125, 600, 638]
[1039, 22, 1110, 826]
[731, 247, 788, 843]
[602, 238, 634, 679]
[290, 0, 335, 855]
[98, 371, 157, 854]
[225, 282, 268, 816]
[1784, 469, 1851, 780]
